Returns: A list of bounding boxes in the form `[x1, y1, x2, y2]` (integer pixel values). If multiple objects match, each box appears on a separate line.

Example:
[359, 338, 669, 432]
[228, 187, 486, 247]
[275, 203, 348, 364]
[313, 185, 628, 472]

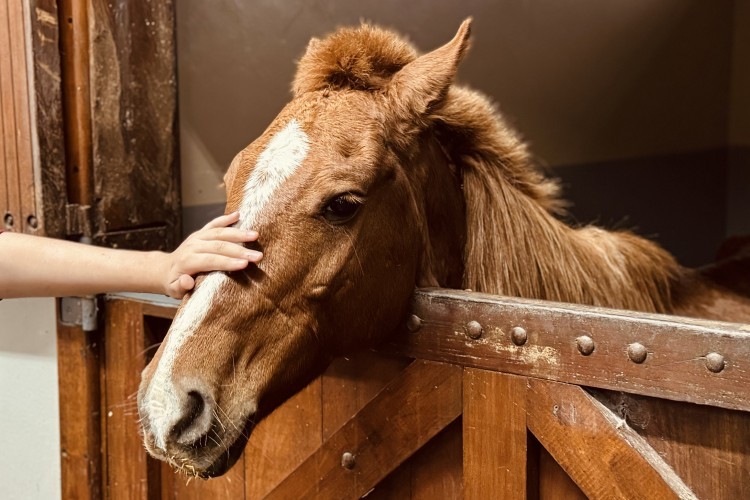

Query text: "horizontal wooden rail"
[108, 287, 750, 412]
[385, 288, 750, 412]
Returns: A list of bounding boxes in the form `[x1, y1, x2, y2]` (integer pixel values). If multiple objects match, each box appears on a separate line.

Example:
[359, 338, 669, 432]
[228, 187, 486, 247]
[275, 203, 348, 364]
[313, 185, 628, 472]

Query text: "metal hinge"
[60, 296, 100, 332]
[65, 204, 93, 237]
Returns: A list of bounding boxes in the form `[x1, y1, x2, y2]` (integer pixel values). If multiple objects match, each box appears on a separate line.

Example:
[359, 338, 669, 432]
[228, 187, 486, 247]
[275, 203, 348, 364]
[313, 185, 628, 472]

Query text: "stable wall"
[0, 298, 59, 500]
[177, 0, 746, 266]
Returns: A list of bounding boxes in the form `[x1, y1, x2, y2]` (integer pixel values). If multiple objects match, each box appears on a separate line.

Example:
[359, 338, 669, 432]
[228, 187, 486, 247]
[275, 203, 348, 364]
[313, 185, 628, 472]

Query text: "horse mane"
[294, 23, 682, 313]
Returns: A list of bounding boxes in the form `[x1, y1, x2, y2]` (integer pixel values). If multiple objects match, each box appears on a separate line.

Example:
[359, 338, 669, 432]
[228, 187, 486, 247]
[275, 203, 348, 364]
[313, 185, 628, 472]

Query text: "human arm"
[0, 211, 261, 299]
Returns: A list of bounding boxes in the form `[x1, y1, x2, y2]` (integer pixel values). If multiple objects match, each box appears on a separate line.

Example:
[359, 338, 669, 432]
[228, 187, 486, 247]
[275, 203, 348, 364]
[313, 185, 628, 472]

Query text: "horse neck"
[409, 135, 466, 289]
[458, 150, 682, 314]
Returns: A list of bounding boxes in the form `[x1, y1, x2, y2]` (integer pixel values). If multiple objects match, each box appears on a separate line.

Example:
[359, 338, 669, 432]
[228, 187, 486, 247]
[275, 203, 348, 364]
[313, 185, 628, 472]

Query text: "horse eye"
[323, 194, 361, 223]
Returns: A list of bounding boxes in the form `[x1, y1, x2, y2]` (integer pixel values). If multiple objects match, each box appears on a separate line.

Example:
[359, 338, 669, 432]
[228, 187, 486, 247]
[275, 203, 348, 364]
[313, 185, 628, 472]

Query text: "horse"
[137, 19, 750, 478]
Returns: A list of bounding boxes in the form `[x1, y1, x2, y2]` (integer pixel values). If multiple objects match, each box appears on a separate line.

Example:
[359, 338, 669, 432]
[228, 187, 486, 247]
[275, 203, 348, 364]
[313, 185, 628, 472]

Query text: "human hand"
[163, 211, 261, 299]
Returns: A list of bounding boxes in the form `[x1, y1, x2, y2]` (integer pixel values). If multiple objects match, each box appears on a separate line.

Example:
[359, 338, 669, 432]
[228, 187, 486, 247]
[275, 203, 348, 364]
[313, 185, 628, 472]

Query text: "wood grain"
[29, 0, 68, 238]
[386, 288, 750, 411]
[88, 0, 180, 249]
[57, 317, 103, 500]
[593, 389, 750, 500]
[537, 447, 586, 500]
[266, 360, 462, 499]
[526, 379, 695, 499]
[244, 379, 322, 499]
[104, 299, 150, 500]
[463, 369, 527, 499]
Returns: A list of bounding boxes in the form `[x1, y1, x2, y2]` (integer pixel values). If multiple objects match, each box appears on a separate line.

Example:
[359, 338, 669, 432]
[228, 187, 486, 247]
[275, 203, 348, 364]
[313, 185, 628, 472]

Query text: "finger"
[197, 240, 263, 262]
[167, 274, 195, 299]
[197, 227, 259, 243]
[181, 254, 251, 276]
[202, 211, 240, 230]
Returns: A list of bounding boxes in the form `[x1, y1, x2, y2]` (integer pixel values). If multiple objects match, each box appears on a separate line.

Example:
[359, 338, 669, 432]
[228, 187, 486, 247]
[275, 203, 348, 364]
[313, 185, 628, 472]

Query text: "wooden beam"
[385, 288, 750, 412]
[526, 379, 696, 499]
[59, 0, 93, 206]
[463, 370, 528, 499]
[28, 0, 68, 238]
[104, 299, 150, 500]
[244, 379, 322, 499]
[56, 318, 103, 500]
[266, 360, 462, 499]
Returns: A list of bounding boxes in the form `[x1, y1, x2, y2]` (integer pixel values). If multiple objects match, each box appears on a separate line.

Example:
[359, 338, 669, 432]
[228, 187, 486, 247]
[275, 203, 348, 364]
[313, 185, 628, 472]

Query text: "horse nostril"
[170, 390, 211, 447]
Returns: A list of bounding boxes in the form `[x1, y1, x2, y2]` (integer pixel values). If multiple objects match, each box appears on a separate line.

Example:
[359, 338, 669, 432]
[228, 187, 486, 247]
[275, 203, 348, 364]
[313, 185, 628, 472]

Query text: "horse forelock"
[293, 23, 418, 95]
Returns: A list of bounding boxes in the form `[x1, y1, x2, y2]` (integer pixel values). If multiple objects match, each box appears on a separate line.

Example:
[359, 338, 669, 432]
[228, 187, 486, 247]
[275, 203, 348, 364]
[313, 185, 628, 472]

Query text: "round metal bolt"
[576, 336, 595, 356]
[341, 452, 355, 470]
[627, 343, 648, 364]
[3, 212, 14, 228]
[27, 215, 38, 229]
[511, 326, 527, 346]
[406, 314, 422, 333]
[465, 320, 483, 339]
[705, 352, 725, 373]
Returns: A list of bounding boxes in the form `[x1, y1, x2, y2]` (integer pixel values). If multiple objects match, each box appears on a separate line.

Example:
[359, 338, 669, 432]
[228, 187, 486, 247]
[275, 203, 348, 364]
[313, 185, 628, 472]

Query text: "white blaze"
[145, 119, 310, 449]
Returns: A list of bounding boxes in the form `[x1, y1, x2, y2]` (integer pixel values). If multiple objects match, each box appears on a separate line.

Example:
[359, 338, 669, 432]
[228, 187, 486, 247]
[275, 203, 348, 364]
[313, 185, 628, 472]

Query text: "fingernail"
[230, 210, 240, 216]
[234, 259, 249, 266]
[246, 230, 258, 238]
[246, 251, 263, 260]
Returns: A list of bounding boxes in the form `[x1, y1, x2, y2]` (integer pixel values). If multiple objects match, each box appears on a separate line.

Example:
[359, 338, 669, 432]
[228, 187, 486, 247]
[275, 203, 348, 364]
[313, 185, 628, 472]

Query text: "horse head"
[138, 20, 473, 477]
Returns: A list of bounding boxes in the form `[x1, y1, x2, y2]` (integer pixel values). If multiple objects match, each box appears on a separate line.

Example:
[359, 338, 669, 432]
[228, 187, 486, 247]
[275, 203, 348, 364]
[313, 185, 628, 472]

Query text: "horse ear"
[387, 18, 472, 118]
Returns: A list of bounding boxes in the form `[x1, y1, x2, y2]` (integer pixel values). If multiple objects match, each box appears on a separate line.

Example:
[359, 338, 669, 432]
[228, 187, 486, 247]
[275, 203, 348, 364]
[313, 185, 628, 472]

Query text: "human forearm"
[0, 233, 167, 298]
[0, 212, 262, 299]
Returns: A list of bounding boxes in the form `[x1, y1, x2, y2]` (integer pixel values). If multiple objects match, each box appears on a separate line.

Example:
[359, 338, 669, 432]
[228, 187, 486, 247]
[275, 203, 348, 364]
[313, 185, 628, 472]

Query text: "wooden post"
[463, 370, 528, 499]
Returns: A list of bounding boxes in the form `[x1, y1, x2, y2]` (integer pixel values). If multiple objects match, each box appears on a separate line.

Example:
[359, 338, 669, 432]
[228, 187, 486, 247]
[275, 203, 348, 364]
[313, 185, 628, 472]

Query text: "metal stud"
[465, 320, 483, 339]
[576, 336, 595, 356]
[511, 326, 527, 346]
[705, 352, 725, 373]
[627, 343, 648, 364]
[341, 452, 355, 470]
[406, 314, 422, 333]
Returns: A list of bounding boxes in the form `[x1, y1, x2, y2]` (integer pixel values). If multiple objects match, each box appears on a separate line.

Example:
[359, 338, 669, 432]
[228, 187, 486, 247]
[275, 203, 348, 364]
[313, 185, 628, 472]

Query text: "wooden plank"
[321, 352, 412, 439]
[244, 379, 322, 499]
[56, 317, 103, 500]
[7, 0, 36, 233]
[59, 0, 92, 206]
[463, 369, 527, 499]
[266, 360, 462, 500]
[104, 299, 150, 500]
[410, 419, 463, 499]
[28, 0, 68, 238]
[538, 447, 586, 500]
[526, 379, 696, 499]
[0, 0, 21, 230]
[385, 288, 750, 412]
[593, 390, 750, 500]
[88, 0, 180, 249]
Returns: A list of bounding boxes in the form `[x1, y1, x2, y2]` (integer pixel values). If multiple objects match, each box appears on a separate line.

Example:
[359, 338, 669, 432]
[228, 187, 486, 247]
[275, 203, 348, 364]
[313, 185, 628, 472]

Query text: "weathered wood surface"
[104, 299, 150, 500]
[57, 317, 103, 500]
[463, 370, 528, 499]
[0, 0, 36, 234]
[88, 0, 180, 250]
[29, 0, 68, 237]
[593, 390, 750, 500]
[266, 360, 462, 500]
[386, 288, 750, 412]
[526, 379, 696, 499]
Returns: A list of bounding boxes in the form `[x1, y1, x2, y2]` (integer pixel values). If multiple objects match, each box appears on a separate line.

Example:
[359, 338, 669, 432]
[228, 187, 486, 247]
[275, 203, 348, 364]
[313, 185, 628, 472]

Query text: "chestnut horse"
[138, 19, 750, 477]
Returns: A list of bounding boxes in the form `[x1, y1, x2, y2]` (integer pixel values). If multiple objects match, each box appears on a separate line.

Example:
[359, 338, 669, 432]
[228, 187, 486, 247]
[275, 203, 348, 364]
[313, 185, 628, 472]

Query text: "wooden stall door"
[101, 294, 750, 500]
